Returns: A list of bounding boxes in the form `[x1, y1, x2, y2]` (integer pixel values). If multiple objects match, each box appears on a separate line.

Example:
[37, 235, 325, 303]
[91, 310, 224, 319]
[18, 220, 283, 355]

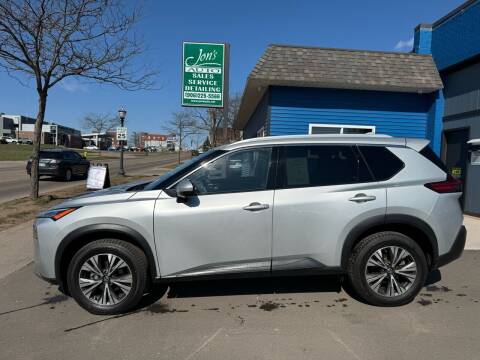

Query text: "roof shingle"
[235, 44, 443, 129]
[250, 45, 442, 92]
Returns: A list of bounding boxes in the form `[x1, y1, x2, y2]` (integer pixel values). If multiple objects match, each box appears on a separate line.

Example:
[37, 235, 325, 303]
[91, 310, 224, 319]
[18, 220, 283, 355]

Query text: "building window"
[308, 124, 376, 135]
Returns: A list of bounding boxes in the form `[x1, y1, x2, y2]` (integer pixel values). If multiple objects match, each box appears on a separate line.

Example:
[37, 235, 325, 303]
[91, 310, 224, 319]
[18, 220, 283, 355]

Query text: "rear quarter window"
[419, 146, 448, 173]
[358, 146, 404, 181]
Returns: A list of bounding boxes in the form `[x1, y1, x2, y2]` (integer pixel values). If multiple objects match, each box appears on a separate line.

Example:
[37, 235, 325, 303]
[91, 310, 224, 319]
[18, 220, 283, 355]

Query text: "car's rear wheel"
[64, 168, 72, 181]
[67, 239, 148, 315]
[347, 231, 427, 306]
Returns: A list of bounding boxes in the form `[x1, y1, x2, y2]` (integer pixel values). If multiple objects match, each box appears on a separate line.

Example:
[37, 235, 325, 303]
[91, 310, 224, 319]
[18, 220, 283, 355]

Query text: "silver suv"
[34, 135, 466, 314]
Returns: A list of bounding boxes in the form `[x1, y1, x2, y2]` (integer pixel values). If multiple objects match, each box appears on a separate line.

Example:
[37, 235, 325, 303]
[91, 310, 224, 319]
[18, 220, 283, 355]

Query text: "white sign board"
[471, 151, 480, 165]
[117, 127, 127, 141]
[86, 165, 107, 190]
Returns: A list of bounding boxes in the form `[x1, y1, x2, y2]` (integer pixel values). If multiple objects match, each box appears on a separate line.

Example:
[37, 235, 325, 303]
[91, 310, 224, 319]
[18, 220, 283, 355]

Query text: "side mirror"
[175, 179, 195, 200]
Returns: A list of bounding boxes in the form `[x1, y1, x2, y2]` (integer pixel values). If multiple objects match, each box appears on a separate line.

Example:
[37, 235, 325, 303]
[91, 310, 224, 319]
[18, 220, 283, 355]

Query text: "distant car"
[4, 137, 17, 144]
[83, 145, 98, 150]
[26, 149, 90, 181]
[107, 146, 117, 151]
[0, 137, 7, 144]
[18, 138, 33, 145]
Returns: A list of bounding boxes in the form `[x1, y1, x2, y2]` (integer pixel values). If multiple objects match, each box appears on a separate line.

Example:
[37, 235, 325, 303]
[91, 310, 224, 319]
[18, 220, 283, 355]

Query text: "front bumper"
[436, 225, 466, 268]
[33, 218, 60, 283]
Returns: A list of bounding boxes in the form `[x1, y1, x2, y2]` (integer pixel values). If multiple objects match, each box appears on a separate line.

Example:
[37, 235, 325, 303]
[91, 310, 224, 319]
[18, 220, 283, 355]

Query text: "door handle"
[243, 202, 270, 211]
[349, 194, 376, 203]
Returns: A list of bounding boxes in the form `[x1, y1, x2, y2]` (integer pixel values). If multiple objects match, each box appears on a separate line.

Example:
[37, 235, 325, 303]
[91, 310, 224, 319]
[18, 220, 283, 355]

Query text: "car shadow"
[133, 270, 443, 310]
[39, 176, 84, 183]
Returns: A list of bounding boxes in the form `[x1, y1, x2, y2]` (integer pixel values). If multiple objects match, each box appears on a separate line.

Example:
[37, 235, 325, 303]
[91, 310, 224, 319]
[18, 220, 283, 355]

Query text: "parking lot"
[1, 251, 479, 360]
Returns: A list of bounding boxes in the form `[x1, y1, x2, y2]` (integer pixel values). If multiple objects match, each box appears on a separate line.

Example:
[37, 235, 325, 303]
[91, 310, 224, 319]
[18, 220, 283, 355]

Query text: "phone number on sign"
[184, 92, 222, 100]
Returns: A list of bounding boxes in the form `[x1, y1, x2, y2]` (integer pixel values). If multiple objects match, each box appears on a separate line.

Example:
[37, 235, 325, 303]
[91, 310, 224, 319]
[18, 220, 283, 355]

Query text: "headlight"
[37, 207, 79, 221]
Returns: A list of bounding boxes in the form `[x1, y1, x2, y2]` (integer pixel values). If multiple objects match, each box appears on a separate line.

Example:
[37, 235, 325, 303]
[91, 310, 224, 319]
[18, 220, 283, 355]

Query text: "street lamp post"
[118, 107, 127, 176]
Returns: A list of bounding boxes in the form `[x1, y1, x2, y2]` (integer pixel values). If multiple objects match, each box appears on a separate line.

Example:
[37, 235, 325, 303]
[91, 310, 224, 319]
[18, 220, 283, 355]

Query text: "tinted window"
[419, 146, 448, 173]
[187, 148, 272, 195]
[279, 145, 372, 188]
[358, 146, 404, 181]
[70, 152, 83, 160]
[39, 151, 62, 160]
[63, 152, 77, 160]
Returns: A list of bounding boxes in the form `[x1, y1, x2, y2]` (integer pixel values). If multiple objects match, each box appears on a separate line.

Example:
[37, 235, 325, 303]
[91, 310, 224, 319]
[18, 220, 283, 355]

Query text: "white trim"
[257, 126, 265, 138]
[308, 123, 376, 135]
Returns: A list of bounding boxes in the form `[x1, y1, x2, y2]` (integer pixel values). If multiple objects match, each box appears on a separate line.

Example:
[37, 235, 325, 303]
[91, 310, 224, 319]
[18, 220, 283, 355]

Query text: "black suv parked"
[27, 149, 90, 181]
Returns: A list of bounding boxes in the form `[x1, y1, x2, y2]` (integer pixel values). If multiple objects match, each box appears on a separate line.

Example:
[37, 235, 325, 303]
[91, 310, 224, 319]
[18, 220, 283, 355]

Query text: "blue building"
[413, 0, 480, 215]
[235, 0, 480, 215]
[235, 45, 443, 154]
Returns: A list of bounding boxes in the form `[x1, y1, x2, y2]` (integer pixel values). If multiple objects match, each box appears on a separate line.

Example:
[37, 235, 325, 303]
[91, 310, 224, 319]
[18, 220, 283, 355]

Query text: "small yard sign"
[182, 42, 227, 108]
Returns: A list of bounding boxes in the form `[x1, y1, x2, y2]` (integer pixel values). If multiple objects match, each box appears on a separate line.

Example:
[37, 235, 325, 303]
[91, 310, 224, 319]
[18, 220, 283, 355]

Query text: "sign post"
[182, 42, 227, 108]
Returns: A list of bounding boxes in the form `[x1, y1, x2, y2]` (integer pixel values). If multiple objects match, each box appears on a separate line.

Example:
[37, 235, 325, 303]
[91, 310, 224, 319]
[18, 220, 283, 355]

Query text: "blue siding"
[414, 26, 432, 55]
[426, 90, 444, 154]
[268, 87, 433, 140]
[243, 92, 269, 138]
[431, 0, 480, 70]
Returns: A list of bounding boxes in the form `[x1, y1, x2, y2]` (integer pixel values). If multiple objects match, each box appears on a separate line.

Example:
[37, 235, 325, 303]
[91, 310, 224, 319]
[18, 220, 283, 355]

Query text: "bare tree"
[0, 0, 156, 198]
[163, 111, 197, 164]
[189, 93, 242, 147]
[81, 113, 117, 134]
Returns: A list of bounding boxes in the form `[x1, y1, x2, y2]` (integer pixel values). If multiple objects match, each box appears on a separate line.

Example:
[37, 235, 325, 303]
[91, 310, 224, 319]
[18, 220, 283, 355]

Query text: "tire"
[347, 231, 427, 306]
[64, 168, 72, 181]
[67, 239, 148, 315]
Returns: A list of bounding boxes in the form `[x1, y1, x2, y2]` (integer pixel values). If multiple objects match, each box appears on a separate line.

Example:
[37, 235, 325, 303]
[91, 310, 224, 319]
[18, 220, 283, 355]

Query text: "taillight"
[424, 175, 462, 193]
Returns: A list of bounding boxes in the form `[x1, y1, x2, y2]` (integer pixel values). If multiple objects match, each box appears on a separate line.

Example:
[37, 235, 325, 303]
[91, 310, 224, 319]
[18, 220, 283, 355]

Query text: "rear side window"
[419, 146, 448, 173]
[278, 145, 373, 188]
[358, 146, 404, 181]
[39, 151, 62, 160]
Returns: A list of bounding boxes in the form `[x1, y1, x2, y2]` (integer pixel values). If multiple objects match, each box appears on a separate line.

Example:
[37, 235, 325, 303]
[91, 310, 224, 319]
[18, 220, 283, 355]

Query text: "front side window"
[187, 147, 272, 195]
[279, 145, 372, 188]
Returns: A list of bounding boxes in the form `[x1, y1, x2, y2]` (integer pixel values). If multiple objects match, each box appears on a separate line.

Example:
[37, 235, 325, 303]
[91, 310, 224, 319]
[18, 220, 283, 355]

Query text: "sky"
[0, 0, 465, 136]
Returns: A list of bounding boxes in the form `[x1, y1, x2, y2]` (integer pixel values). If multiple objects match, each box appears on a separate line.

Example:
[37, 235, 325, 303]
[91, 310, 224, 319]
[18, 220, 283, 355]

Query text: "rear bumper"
[436, 225, 466, 268]
[27, 166, 62, 177]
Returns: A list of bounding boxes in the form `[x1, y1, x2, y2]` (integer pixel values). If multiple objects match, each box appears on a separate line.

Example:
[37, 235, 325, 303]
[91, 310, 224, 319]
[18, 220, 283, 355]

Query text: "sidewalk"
[0, 220, 34, 280]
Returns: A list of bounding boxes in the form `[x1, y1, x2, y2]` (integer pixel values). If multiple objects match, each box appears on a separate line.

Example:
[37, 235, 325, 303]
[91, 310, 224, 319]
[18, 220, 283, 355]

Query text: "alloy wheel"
[78, 253, 133, 306]
[364, 246, 417, 297]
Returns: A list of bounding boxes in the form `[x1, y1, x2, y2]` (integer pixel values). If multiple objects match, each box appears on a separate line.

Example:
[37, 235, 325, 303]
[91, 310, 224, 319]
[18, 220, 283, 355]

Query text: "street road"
[0, 252, 479, 360]
[0, 152, 187, 203]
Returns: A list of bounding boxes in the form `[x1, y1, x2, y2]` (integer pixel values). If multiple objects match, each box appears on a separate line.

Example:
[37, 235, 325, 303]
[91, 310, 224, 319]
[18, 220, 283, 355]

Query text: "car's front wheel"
[67, 239, 148, 315]
[347, 231, 427, 306]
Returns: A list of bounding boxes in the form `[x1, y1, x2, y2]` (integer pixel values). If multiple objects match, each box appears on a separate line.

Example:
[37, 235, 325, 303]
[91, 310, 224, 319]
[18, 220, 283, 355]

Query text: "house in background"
[234, 45, 444, 154]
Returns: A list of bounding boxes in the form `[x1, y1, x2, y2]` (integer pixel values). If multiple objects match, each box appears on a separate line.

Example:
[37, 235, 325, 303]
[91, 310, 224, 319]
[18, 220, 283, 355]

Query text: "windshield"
[144, 149, 225, 190]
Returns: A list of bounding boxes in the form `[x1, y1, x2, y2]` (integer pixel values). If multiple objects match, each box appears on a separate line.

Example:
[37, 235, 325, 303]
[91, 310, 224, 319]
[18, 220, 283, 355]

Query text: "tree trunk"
[30, 91, 48, 199]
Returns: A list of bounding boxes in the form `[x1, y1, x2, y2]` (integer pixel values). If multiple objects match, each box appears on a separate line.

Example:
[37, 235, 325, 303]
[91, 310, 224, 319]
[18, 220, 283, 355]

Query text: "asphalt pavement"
[0, 252, 479, 360]
[0, 152, 185, 203]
